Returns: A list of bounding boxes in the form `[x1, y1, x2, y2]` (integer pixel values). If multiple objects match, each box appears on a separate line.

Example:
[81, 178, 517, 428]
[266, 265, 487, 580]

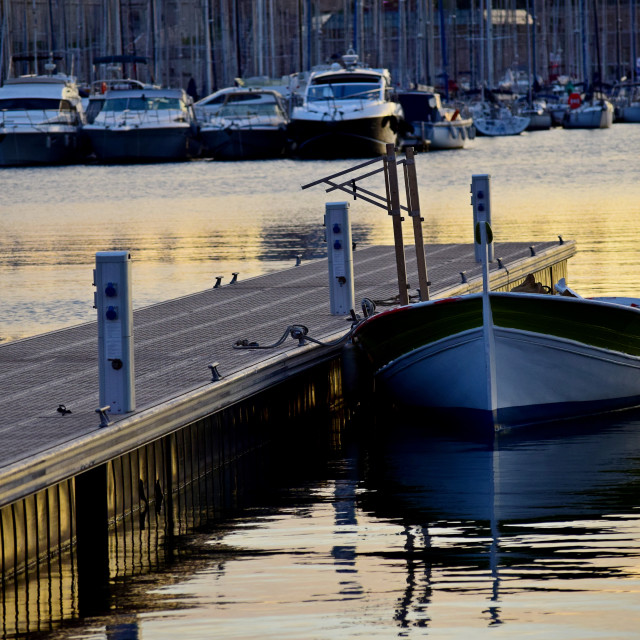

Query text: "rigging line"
[324, 179, 410, 213]
[325, 164, 387, 191]
[324, 157, 407, 194]
[331, 180, 410, 213]
[300, 156, 383, 190]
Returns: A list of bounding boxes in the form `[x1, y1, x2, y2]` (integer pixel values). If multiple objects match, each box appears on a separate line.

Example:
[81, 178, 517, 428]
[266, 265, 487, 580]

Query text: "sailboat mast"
[486, 0, 494, 87]
[580, 0, 588, 86]
[353, 0, 357, 52]
[439, 0, 449, 99]
[592, 0, 602, 85]
[632, 0, 637, 81]
[204, 0, 213, 94]
[531, 0, 537, 86]
[527, 0, 533, 104]
[31, 0, 38, 74]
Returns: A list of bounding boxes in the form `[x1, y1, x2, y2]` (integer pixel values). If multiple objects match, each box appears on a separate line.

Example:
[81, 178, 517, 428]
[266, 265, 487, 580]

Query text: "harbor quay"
[0, 236, 575, 635]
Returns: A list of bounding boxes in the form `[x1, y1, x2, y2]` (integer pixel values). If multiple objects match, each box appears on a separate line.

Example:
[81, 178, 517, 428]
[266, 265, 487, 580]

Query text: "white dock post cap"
[96, 251, 132, 262]
[325, 201, 350, 209]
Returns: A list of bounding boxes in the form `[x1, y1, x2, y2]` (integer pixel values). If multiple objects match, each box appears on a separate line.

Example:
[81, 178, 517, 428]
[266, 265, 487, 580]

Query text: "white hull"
[352, 292, 640, 430]
[379, 325, 640, 427]
[563, 101, 614, 128]
[620, 104, 640, 123]
[0, 74, 85, 165]
[290, 102, 402, 158]
[473, 114, 530, 136]
[424, 119, 474, 149]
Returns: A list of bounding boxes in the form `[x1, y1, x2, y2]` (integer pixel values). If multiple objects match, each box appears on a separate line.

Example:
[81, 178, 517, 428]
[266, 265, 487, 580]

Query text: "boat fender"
[469, 125, 476, 139]
[449, 125, 458, 139]
[460, 127, 467, 140]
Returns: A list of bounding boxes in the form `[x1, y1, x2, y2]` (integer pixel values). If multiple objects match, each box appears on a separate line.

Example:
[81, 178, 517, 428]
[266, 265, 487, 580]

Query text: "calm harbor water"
[1, 124, 640, 343]
[2, 126, 640, 638]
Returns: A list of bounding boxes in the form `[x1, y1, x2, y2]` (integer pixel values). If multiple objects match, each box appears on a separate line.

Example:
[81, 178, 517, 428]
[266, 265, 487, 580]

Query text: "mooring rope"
[232, 298, 386, 351]
[233, 322, 362, 350]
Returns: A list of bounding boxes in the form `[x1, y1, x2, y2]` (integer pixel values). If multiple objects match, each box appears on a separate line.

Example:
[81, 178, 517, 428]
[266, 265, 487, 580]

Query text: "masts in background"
[631, 0, 637, 81]
[580, 0, 589, 85]
[438, 0, 449, 100]
[0, 1, 639, 94]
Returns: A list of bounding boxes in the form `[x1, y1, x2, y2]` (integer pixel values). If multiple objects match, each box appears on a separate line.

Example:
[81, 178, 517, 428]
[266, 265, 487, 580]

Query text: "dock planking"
[0, 239, 575, 507]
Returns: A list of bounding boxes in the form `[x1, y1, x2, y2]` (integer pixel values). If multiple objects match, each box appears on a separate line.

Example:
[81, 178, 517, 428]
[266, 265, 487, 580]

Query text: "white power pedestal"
[471, 174, 494, 263]
[94, 251, 135, 414]
[325, 202, 355, 315]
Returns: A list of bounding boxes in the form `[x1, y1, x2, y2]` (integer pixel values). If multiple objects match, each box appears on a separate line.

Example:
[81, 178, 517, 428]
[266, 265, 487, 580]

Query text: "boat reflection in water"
[357, 409, 640, 627]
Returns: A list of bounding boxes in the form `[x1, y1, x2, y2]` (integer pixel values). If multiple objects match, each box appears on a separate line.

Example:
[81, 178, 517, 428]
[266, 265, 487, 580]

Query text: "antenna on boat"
[342, 48, 359, 70]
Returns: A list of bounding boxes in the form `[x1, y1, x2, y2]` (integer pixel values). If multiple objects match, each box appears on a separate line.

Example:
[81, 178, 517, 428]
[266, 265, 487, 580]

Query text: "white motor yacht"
[0, 74, 85, 166]
[83, 85, 201, 162]
[288, 50, 404, 158]
[398, 90, 474, 150]
[196, 88, 290, 160]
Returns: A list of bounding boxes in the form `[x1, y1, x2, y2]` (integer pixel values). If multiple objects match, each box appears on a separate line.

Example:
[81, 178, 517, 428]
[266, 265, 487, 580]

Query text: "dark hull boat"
[289, 50, 403, 159]
[196, 88, 290, 160]
[83, 86, 201, 163]
[288, 114, 400, 158]
[85, 126, 200, 163]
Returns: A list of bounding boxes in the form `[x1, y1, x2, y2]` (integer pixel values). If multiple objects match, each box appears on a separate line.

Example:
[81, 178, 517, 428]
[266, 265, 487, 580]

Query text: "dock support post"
[403, 146, 430, 301]
[75, 464, 110, 615]
[383, 143, 410, 306]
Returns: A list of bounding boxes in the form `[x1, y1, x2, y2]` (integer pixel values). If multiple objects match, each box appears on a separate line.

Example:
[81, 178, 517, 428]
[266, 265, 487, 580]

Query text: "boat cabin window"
[200, 93, 228, 106]
[307, 83, 381, 102]
[102, 96, 185, 112]
[0, 98, 63, 110]
[218, 95, 284, 117]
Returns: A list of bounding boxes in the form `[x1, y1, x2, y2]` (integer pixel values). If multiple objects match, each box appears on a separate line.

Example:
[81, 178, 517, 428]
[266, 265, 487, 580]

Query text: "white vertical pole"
[95, 251, 135, 415]
[325, 202, 355, 315]
[471, 173, 493, 262]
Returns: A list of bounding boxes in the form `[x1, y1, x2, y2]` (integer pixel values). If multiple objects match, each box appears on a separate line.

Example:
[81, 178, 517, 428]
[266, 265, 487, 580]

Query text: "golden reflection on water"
[1, 126, 640, 342]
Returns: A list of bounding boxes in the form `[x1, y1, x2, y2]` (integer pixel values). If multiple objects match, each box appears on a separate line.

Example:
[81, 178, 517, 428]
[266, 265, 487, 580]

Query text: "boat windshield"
[0, 98, 65, 110]
[307, 83, 380, 102]
[219, 101, 284, 117]
[102, 96, 185, 112]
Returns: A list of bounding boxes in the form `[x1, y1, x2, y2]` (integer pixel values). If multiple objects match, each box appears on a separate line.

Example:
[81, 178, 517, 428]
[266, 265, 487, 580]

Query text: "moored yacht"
[0, 73, 85, 166]
[196, 87, 290, 160]
[288, 50, 403, 158]
[397, 90, 474, 150]
[83, 85, 201, 162]
[562, 93, 614, 129]
[611, 82, 640, 123]
[470, 101, 530, 136]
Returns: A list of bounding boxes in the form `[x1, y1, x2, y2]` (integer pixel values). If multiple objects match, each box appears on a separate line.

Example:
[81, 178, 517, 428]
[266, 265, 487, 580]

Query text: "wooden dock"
[0, 239, 575, 508]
